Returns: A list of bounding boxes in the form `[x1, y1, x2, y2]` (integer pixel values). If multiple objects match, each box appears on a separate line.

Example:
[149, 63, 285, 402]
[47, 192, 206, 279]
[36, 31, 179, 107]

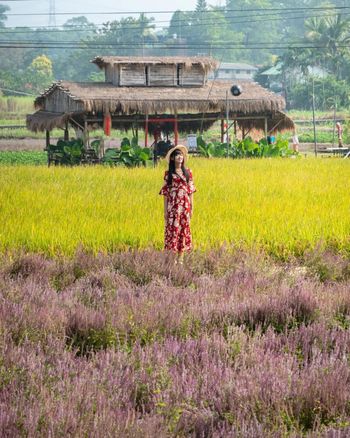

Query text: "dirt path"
[0, 138, 47, 151]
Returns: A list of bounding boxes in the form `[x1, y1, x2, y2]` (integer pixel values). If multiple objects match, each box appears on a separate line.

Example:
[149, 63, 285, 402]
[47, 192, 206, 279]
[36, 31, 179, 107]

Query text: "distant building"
[259, 62, 329, 94]
[210, 62, 258, 81]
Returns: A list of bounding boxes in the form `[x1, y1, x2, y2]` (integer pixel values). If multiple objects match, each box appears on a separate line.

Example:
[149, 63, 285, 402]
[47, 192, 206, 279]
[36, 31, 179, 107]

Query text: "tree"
[168, 10, 191, 40]
[63, 16, 96, 30]
[25, 55, 54, 93]
[288, 74, 350, 110]
[196, 0, 207, 12]
[0, 4, 9, 28]
[225, 0, 279, 63]
[280, 12, 350, 86]
[96, 14, 157, 56]
[304, 13, 350, 78]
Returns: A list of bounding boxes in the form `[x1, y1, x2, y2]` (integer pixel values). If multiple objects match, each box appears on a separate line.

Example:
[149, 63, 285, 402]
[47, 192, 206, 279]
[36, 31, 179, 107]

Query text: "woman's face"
[173, 151, 184, 166]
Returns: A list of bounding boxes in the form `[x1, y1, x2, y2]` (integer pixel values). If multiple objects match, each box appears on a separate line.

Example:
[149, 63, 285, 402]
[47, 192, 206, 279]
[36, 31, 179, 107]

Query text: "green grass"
[299, 132, 338, 143]
[0, 151, 47, 165]
[0, 158, 349, 257]
[287, 109, 350, 120]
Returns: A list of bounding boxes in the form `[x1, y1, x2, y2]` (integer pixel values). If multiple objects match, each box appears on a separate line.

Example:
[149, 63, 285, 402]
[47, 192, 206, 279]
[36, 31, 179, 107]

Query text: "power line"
[2, 39, 348, 47]
[0, 87, 35, 95]
[2, 11, 350, 34]
[0, 42, 348, 49]
[3, 8, 346, 31]
[5, 5, 350, 16]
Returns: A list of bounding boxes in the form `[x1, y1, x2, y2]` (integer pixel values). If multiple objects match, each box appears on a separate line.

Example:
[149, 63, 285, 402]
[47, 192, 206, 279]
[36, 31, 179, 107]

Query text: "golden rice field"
[0, 158, 349, 257]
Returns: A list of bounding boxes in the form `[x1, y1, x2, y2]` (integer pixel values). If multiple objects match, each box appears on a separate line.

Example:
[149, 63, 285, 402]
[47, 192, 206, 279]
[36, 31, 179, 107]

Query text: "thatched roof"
[28, 76, 295, 133]
[34, 80, 286, 115]
[26, 110, 73, 132]
[92, 56, 218, 73]
[239, 111, 295, 133]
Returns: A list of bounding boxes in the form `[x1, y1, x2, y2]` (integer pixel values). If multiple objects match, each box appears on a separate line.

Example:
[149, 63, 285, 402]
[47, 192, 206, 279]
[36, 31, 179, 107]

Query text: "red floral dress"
[159, 169, 196, 253]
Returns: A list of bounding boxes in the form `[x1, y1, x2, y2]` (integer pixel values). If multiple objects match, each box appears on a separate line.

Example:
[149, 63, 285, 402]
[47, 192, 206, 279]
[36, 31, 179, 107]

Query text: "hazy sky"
[3, 0, 225, 28]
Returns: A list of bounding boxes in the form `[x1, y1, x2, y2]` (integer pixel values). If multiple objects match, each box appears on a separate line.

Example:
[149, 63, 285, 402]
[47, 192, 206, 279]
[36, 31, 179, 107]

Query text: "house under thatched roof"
[26, 56, 294, 146]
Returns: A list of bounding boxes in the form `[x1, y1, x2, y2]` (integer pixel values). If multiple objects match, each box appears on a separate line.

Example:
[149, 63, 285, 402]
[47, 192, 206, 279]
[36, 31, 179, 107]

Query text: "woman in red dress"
[159, 145, 196, 262]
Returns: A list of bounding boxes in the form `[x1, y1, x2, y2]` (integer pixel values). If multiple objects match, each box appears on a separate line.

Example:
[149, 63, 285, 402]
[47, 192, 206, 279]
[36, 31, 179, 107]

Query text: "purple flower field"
[1, 248, 350, 437]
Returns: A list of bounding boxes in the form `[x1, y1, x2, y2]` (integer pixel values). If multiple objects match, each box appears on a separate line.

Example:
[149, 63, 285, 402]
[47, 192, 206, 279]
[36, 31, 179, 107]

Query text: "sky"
[2, 0, 225, 28]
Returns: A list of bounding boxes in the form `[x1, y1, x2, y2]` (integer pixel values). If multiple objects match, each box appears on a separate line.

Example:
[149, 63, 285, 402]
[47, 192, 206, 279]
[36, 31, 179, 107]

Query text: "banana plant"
[197, 136, 215, 158]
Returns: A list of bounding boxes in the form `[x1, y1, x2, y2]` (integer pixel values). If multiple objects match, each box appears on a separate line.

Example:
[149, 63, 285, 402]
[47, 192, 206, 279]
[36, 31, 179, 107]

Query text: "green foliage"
[97, 14, 157, 55]
[197, 136, 215, 158]
[48, 138, 84, 165]
[26, 55, 54, 94]
[102, 137, 153, 168]
[0, 151, 47, 165]
[90, 139, 102, 156]
[288, 75, 350, 111]
[67, 324, 117, 356]
[197, 135, 295, 159]
[0, 54, 54, 95]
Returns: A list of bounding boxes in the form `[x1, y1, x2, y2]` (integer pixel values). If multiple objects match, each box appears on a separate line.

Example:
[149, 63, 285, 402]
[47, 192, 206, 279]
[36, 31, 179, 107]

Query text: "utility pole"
[226, 90, 229, 157]
[312, 78, 317, 157]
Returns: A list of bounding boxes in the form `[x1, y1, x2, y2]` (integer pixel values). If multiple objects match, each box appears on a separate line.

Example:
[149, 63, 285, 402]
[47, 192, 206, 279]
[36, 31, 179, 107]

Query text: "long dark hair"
[167, 150, 189, 186]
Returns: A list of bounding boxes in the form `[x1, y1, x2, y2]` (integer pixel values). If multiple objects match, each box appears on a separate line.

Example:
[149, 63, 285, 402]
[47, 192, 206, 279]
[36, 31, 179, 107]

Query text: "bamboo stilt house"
[26, 56, 294, 148]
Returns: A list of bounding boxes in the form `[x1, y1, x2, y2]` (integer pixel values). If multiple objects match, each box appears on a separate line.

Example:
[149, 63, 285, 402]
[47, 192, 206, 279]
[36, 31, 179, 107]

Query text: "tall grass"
[0, 158, 349, 256]
[0, 96, 34, 118]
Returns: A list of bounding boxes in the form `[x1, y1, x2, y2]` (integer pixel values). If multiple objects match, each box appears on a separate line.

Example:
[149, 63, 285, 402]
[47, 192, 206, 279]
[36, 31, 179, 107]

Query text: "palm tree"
[138, 13, 156, 44]
[305, 13, 350, 78]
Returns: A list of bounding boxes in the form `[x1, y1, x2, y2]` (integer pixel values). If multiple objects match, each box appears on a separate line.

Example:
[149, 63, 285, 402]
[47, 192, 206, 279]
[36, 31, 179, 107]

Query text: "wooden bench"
[317, 147, 350, 157]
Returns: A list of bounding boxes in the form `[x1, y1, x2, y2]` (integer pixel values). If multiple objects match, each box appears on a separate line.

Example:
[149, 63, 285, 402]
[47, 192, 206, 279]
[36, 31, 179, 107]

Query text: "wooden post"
[174, 115, 178, 146]
[332, 101, 336, 148]
[234, 120, 237, 137]
[145, 114, 148, 147]
[64, 121, 69, 141]
[221, 119, 224, 143]
[83, 118, 88, 148]
[46, 130, 51, 167]
[264, 117, 268, 143]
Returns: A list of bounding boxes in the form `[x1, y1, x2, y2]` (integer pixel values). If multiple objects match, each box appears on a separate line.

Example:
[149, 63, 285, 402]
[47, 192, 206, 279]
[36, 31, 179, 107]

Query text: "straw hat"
[165, 145, 189, 163]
